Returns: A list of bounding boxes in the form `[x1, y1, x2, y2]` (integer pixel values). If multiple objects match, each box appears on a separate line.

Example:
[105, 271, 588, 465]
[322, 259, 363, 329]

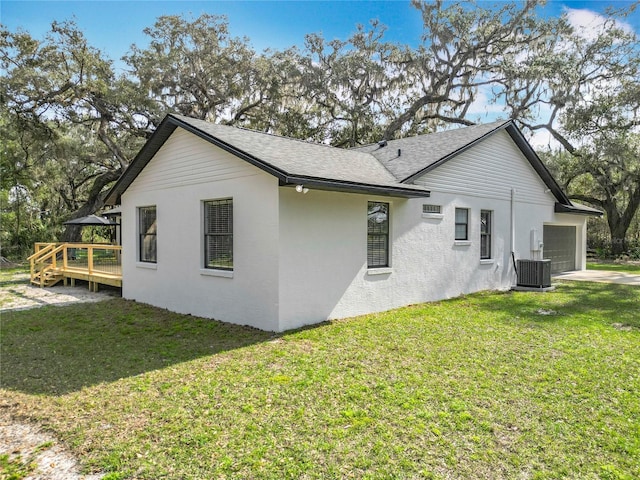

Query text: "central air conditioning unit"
[516, 259, 552, 288]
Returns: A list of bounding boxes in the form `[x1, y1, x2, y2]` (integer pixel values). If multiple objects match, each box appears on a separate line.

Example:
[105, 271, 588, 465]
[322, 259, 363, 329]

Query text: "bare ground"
[1, 274, 120, 312]
[0, 415, 105, 480]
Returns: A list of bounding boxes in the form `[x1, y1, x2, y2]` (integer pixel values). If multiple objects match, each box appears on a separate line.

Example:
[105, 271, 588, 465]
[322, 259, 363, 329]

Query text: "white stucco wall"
[275, 130, 589, 331]
[417, 129, 588, 270]
[120, 127, 588, 332]
[277, 188, 517, 330]
[121, 129, 281, 331]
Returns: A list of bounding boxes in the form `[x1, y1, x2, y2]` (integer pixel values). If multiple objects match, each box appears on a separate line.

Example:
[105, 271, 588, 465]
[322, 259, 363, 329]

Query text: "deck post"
[88, 246, 94, 275]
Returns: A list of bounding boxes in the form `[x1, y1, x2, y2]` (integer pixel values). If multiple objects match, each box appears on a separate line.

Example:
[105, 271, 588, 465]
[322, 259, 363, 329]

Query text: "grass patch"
[0, 266, 29, 286]
[0, 453, 37, 480]
[1, 282, 639, 479]
[588, 262, 640, 274]
[0, 266, 30, 308]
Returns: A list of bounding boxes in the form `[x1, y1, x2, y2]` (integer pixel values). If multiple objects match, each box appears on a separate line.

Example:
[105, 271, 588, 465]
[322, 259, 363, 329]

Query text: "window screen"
[139, 206, 157, 263]
[204, 199, 233, 270]
[455, 208, 469, 241]
[367, 201, 389, 268]
[481, 210, 492, 259]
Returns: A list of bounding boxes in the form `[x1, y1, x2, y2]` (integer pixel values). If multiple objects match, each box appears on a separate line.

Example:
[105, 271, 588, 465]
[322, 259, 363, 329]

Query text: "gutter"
[280, 176, 431, 198]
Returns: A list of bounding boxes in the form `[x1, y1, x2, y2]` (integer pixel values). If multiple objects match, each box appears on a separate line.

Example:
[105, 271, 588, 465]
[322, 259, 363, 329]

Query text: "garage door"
[544, 225, 576, 273]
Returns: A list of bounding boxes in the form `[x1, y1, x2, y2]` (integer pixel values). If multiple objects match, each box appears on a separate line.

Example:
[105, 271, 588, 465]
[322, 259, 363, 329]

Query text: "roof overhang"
[280, 176, 430, 198]
[504, 124, 573, 205]
[105, 115, 180, 205]
[106, 114, 430, 204]
[555, 202, 603, 216]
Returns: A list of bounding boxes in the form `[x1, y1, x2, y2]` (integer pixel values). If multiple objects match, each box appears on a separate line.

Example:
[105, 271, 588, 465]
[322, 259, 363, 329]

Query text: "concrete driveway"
[553, 269, 640, 286]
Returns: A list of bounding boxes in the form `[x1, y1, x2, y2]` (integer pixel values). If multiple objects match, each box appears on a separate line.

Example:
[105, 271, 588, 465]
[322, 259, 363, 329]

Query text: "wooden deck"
[29, 243, 122, 292]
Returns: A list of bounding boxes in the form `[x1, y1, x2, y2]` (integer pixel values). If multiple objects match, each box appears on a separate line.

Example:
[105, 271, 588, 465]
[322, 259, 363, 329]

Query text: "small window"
[455, 208, 469, 241]
[367, 201, 389, 268]
[138, 206, 157, 263]
[204, 199, 233, 270]
[423, 204, 441, 214]
[481, 210, 492, 259]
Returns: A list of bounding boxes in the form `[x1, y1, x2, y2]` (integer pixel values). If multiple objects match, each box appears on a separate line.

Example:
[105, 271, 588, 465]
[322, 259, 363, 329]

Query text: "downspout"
[510, 188, 518, 279]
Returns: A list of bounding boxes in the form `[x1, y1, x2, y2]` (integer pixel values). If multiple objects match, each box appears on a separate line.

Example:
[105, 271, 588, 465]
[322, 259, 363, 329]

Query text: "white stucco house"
[105, 114, 600, 332]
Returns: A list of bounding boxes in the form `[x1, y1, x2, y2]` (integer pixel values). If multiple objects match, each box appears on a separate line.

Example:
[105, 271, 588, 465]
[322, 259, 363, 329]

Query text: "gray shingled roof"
[171, 114, 404, 188]
[355, 120, 509, 181]
[105, 114, 601, 216]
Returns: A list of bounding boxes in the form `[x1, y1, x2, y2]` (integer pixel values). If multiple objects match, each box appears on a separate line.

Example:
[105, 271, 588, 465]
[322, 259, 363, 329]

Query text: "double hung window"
[455, 208, 469, 241]
[367, 201, 390, 268]
[204, 199, 233, 270]
[480, 210, 492, 259]
[138, 206, 157, 263]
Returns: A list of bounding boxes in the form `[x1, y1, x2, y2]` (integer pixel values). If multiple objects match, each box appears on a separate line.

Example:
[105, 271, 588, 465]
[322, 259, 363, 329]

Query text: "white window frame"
[367, 201, 390, 269]
[455, 207, 469, 241]
[203, 198, 234, 272]
[138, 205, 157, 264]
[481, 209, 492, 260]
[422, 204, 444, 220]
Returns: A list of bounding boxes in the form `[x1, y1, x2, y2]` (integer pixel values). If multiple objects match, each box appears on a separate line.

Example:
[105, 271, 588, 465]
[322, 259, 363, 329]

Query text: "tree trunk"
[571, 189, 640, 257]
[62, 224, 84, 243]
[610, 231, 628, 256]
[61, 169, 122, 242]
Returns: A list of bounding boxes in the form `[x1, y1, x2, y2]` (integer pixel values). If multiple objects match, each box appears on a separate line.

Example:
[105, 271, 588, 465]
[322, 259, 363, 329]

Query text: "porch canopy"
[63, 214, 117, 226]
[63, 214, 119, 243]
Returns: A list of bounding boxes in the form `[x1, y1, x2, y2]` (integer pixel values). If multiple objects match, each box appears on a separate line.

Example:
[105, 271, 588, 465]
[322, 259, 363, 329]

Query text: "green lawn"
[588, 262, 640, 274]
[1, 282, 639, 479]
[0, 265, 29, 284]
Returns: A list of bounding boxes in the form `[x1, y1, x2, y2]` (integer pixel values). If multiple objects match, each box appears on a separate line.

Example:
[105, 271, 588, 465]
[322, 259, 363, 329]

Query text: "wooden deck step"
[30, 271, 64, 287]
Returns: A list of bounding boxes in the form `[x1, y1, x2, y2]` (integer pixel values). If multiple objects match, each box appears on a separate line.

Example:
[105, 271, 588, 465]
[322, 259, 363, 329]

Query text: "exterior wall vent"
[516, 259, 552, 288]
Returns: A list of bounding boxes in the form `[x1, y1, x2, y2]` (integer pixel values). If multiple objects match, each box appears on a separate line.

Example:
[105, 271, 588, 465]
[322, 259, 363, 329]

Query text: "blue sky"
[2, 0, 639, 66]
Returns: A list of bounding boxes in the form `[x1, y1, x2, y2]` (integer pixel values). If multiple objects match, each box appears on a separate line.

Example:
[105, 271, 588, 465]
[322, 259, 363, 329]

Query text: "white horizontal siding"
[415, 130, 553, 206]
[127, 129, 260, 194]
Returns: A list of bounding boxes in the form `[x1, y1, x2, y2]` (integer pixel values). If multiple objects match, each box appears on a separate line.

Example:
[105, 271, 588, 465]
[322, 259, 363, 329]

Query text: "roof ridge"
[169, 113, 342, 152]
[353, 119, 511, 150]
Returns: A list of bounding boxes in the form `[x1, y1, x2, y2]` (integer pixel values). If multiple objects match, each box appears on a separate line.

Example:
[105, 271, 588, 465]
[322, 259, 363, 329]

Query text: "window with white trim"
[204, 199, 233, 270]
[481, 210, 492, 259]
[138, 206, 157, 263]
[455, 208, 469, 241]
[367, 201, 389, 268]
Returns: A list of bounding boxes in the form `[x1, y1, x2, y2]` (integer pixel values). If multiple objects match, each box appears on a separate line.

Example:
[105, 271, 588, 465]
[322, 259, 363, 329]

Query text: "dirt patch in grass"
[0, 267, 120, 312]
[0, 412, 105, 480]
[1, 283, 120, 312]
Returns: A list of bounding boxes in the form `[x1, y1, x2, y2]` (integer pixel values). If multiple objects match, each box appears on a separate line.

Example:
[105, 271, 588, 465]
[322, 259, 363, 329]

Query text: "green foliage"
[1, 2, 639, 254]
[542, 133, 640, 255]
[125, 14, 258, 123]
[1, 284, 639, 478]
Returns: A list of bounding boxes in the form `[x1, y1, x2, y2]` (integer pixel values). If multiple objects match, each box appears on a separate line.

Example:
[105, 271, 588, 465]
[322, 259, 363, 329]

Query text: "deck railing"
[28, 243, 65, 287]
[29, 243, 122, 290]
